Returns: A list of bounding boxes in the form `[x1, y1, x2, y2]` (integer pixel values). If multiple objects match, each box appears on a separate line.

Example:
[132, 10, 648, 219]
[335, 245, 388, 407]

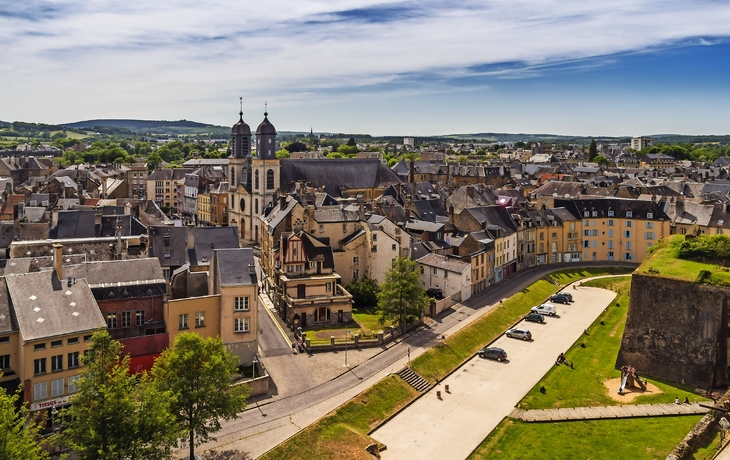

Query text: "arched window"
[254, 170, 259, 190]
[267, 169, 275, 190]
[230, 167, 235, 185]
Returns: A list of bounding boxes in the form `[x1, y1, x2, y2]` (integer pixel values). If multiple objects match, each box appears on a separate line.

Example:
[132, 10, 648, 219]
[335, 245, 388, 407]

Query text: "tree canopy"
[377, 257, 430, 331]
[152, 333, 250, 460]
[0, 375, 49, 460]
[588, 139, 598, 162]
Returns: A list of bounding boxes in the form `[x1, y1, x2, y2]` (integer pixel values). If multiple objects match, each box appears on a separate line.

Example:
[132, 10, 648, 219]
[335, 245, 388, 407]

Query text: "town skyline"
[2, 1, 730, 137]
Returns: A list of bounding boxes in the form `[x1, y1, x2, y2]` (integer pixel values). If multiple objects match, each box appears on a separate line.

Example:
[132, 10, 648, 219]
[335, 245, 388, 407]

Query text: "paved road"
[182, 262, 635, 458]
[371, 280, 620, 460]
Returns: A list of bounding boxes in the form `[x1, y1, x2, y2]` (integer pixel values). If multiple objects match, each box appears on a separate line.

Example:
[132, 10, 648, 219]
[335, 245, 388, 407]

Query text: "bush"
[678, 234, 730, 263]
[344, 276, 379, 309]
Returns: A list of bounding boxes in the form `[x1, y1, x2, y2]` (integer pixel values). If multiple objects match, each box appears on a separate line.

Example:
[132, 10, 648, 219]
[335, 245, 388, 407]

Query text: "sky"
[2, 0, 730, 137]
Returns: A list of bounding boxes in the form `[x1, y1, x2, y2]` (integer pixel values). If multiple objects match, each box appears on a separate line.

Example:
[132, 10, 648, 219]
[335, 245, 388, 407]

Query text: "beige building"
[147, 168, 193, 211]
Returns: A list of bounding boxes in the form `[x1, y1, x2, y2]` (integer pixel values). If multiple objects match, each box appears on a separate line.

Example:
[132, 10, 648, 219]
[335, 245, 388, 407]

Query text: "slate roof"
[280, 159, 402, 197]
[340, 228, 366, 246]
[51, 210, 99, 239]
[64, 258, 164, 287]
[6, 271, 105, 342]
[417, 253, 470, 274]
[464, 206, 518, 234]
[313, 207, 360, 223]
[147, 168, 195, 181]
[189, 227, 239, 266]
[150, 226, 188, 267]
[0, 278, 16, 334]
[99, 215, 147, 237]
[215, 248, 257, 286]
[263, 195, 299, 234]
[555, 198, 668, 220]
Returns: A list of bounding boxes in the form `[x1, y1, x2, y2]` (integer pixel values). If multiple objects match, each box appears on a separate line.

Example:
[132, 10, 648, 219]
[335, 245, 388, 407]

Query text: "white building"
[631, 137, 654, 151]
[416, 253, 472, 302]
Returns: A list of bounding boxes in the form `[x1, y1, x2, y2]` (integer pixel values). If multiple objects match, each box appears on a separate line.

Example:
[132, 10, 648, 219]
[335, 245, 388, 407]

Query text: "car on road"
[524, 312, 545, 323]
[505, 328, 532, 340]
[531, 303, 557, 316]
[550, 293, 571, 304]
[478, 346, 507, 361]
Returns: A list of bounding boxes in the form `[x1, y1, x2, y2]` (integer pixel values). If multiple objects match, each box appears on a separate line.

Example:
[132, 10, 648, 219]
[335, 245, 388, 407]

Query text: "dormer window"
[584, 210, 589, 217]
[608, 209, 614, 217]
[626, 211, 633, 218]
[592, 211, 597, 217]
[647, 212, 653, 219]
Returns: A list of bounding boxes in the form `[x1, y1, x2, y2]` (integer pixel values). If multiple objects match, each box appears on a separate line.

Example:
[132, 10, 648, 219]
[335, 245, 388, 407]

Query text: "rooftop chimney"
[52, 243, 63, 280]
[280, 194, 287, 209]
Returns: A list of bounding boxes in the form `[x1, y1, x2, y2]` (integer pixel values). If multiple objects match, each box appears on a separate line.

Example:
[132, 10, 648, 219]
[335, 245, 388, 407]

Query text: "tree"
[62, 330, 179, 460]
[153, 333, 250, 460]
[147, 151, 163, 172]
[347, 137, 357, 147]
[377, 257, 430, 333]
[345, 276, 380, 309]
[595, 155, 611, 166]
[0, 375, 50, 460]
[588, 139, 598, 162]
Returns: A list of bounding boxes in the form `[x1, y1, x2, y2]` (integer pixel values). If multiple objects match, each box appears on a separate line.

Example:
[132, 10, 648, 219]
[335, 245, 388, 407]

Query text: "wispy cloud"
[1, 0, 730, 134]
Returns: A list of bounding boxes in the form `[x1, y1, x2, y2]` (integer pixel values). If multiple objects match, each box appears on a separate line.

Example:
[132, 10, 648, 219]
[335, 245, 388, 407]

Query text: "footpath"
[510, 402, 709, 422]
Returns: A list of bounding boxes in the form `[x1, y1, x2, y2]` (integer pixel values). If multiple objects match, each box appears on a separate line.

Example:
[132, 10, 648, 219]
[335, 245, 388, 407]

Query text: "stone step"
[396, 367, 431, 392]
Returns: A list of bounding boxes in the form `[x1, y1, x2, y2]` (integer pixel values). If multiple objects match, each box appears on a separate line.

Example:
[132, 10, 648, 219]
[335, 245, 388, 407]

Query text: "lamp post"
[252, 354, 258, 380]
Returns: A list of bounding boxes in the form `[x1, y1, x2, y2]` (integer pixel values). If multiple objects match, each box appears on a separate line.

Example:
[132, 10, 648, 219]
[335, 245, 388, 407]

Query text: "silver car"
[505, 328, 532, 341]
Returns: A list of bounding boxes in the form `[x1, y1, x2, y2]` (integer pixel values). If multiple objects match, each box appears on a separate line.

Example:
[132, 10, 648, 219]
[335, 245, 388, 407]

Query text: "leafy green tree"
[345, 276, 380, 309]
[377, 257, 430, 332]
[275, 149, 290, 158]
[0, 375, 50, 460]
[347, 137, 357, 147]
[595, 155, 611, 166]
[147, 152, 163, 172]
[62, 330, 179, 460]
[153, 333, 250, 460]
[588, 139, 598, 162]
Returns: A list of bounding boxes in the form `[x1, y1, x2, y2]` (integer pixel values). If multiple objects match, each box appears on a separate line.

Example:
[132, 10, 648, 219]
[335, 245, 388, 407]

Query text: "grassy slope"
[262, 267, 633, 460]
[642, 235, 730, 286]
[470, 416, 702, 460]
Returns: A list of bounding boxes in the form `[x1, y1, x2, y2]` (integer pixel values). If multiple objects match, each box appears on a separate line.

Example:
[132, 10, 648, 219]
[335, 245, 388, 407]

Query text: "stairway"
[396, 367, 431, 392]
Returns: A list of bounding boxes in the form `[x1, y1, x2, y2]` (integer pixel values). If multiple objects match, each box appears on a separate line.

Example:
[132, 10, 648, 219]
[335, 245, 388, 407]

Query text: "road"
[371, 279, 620, 459]
[184, 262, 635, 458]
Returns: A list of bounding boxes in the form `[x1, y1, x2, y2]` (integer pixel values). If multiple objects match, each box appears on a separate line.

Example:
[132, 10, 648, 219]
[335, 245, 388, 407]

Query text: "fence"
[304, 320, 423, 353]
[430, 291, 462, 317]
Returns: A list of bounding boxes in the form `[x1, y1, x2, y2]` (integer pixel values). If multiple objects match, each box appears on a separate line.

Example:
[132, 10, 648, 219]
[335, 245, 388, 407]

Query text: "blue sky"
[1, 1, 730, 136]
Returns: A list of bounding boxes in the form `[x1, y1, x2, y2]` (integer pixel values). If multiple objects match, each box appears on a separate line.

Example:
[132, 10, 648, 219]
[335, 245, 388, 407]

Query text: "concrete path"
[370, 279, 621, 460]
[510, 402, 709, 422]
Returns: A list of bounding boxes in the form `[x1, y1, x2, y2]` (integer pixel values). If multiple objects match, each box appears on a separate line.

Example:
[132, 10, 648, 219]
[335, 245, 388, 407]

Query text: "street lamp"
[252, 354, 259, 380]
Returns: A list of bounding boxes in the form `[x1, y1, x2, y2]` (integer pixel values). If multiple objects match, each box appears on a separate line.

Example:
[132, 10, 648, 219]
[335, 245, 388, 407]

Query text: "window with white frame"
[646, 221, 654, 229]
[121, 311, 131, 328]
[51, 378, 64, 397]
[34, 382, 47, 400]
[353, 256, 359, 266]
[234, 317, 250, 332]
[432, 267, 438, 275]
[68, 375, 80, 393]
[195, 312, 205, 327]
[68, 352, 79, 369]
[235, 297, 249, 311]
[178, 314, 188, 330]
[326, 282, 332, 292]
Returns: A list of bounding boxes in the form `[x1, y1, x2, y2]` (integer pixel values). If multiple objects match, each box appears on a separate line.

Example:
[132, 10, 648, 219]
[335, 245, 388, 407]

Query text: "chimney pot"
[52, 243, 63, 280]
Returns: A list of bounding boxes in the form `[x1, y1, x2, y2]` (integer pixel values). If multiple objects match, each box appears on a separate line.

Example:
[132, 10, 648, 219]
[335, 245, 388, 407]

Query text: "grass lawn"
[259, 375, 418, 460]
[262, 267, 633, 460]
[410, 267, 633, 383]
[641, 235, 730, 286]
[519, 276, 704, 410]
[352, 305, 393, 336]
[469, 416, 702, 460]
[692, 426, 723, 459]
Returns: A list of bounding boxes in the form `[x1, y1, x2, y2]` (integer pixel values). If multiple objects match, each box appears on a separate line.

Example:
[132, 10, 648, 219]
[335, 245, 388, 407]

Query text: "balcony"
[283, 284, 353, 308]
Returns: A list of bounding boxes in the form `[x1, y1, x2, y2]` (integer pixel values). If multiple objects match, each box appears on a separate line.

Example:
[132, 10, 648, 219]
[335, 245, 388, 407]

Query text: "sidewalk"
[511, 402, 709, 422]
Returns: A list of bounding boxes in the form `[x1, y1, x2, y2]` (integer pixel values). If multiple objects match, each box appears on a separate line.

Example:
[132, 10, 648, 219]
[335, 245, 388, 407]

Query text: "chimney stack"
[280, 194, 287, 209]
[52, 243, 63, 280]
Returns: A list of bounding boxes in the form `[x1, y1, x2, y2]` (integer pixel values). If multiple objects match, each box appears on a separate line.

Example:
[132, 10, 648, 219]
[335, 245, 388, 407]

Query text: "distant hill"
[63, 119, 218, 130]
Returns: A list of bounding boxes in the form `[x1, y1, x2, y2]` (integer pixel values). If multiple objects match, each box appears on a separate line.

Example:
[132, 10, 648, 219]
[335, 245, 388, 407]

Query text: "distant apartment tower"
[631, 137, 654, 151]
[403, 137, 415, 148]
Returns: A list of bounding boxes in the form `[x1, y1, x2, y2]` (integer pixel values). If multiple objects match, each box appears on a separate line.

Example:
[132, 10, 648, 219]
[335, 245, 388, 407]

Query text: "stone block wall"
[617, 273, 729, 388]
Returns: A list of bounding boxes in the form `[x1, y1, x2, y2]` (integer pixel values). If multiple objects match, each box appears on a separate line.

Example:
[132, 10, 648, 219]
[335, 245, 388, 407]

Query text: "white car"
[505, 328, 532, 340]
[531, 303, 557, 316]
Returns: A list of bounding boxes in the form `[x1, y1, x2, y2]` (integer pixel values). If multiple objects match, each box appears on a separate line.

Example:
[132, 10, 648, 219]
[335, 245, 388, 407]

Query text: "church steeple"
[256, 105, 277, 160]
[231, 97, 251, 159]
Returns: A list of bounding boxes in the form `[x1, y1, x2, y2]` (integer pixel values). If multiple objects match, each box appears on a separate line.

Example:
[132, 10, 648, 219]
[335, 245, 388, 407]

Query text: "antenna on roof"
[239, 97, 243, 118]
[264, 101, 268, 117]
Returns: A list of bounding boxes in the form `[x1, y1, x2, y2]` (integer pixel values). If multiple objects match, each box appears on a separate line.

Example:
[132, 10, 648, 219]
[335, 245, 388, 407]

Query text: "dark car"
[550, 293, 571, 304]
[562, 292, 574, 302]
[524, 313, 545, 323]
[426, 288, 444, 300]
[478, 347, 507, 361]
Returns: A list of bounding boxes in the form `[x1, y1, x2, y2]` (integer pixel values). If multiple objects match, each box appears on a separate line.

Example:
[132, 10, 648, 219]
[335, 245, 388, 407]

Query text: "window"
[319, 224, 325, 233]
[583, 220, 589, 227]
[68, 376, 80, 393]
[235, 317, 250, 332]
[34, 358, 46, 375]
[67, 337, 78, 345]
[0, 354, 9, 370]
[178, 314, 189, 330]
[52, 355, 63, 372]
[326, 282, 333, 292]
[583, 240, 590, 248]
[342, 224, 347, 233]
[372, 233, 377, 241]
[539, 233, 544, 240]
[195, 312, 205, 328]
[626, 241, 633, 250]
[51, 340, 62, 348]
[608, 210, 614, 217]
[583, 230, 590, 237]
[107, 313, 117, 329]
[392, 243, 397, 251]
[372, 245, 377, 252]
[645, 232, 655, 240]
[433, 267, 438, 275]
[607, 219, 614, 227]
[353, 256, 359, 266]
[235, 297, 250, 311]
[51, 378, 64, 397]
[625, 231, 631, 238]
[592, 230, 599, 236]
[592, 211, 597, 217]
[626, 221, 633, 228]
[353, 269, 359, 279]
[136, 310, 145, 326]
[83, 335, 92, 342]
[608, 229, 614, 238]
[162, 268, 171, 279]
[551, 232, 557, 240]
[254, 170, 259, 190]
[626, 211, 633, 218]
[608, 240, 614, 249]
[287, 265, 293, 273]
[266, 169, 275, 189]
[681, 228, 687, 235]
[584, 211, 589, 217]
[0, 336, 8, 344]
[625, 252, 634, 261]
[68, 352, 79, 369]
[647, 212, 653, 219]
[646, 222, 654, 229]
[34, 343, 46, 351]
[551, 242, 557, 253]
[121, 311, 131, 328]
[34, 382, 47, 400]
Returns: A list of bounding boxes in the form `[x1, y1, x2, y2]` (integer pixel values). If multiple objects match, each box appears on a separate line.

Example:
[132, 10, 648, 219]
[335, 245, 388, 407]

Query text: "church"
[227, 107, 403, 247]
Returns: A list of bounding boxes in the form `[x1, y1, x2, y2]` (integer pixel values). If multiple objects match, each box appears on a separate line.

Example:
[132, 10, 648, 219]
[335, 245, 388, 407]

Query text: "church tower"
[251, 107, 280, 243]
[229, 99, 252, 190]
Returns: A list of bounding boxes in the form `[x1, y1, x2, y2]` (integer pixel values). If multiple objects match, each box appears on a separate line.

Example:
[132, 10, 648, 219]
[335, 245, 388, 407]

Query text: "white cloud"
[1, 0, 730, 134]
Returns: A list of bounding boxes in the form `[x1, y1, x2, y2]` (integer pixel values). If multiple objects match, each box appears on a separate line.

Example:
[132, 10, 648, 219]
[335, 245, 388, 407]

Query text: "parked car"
[524, 313, 545, 323]
[506, 328, 532, 340]
[550, 293, 571, 304]
[478, 346, 507, 361]
[531, 303, 557, 316]
[426, 288, 444, 300]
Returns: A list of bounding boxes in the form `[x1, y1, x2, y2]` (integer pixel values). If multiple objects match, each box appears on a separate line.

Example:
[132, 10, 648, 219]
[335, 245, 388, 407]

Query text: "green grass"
[352, 305, 393, 335]
[259, 375, 418, 460]
[262, 267, 633, 460]
[692, 425, 723, 459]
[411, 267, 634, 383]
[642, 235, 730, 286]
[469, 416, 702, 460]
[519, 277, 704, 410]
